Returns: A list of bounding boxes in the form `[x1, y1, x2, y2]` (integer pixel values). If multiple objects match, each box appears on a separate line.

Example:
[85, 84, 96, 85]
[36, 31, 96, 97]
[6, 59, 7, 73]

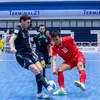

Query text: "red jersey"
[48, 34, 52, 41]
[52, 36, 79, 62]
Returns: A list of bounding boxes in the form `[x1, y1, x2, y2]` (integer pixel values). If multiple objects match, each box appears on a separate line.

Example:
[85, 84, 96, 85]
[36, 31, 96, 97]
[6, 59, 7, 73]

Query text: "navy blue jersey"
[32, 34, 50, 53]
[14, 25, 32, 54]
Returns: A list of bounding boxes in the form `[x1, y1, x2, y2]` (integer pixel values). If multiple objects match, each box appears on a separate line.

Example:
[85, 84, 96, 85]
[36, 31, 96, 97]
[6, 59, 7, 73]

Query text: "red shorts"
[63, 51, 86, 69]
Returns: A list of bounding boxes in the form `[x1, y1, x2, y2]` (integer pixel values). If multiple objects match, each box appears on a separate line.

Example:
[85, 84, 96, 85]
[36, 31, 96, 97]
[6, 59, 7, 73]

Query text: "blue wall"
[0, 1, 99, 42]
[61, 27, 97, 42]
[29, 27, 99, 42]
[0, 27, 99, 42]
[52, 27, 99, 42]
[0, 1, 100, 10]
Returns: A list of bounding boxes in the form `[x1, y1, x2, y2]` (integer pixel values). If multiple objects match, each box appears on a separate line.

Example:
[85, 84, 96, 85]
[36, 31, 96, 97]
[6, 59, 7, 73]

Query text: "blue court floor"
[0, 53, 100, 100]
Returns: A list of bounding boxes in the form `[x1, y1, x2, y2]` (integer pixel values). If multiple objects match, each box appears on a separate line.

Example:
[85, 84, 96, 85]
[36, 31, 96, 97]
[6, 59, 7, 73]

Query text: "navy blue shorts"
[37, 52, 51, 64]
[16, 52, 39, 69]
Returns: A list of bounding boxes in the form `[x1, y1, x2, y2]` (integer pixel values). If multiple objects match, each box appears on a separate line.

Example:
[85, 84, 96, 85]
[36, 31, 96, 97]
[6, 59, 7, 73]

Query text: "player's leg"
[74, 52, 86, 91]
[0, 47, 2, 53]
[44, 53, 51, 69]
[16, 54, 53, 99]
[37, 52, 48, 82]
[1, 47, 4, 53]
[29, 63, 52, 98]
[30, 53, 53, 98]
[53, 63, 71, 95]
[37, 52, 45, 72]
[43, 53, 51, 82]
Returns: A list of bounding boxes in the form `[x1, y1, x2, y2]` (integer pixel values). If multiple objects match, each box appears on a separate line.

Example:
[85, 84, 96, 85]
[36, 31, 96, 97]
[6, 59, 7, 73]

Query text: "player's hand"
[34, 53, 38, 58]
[10, 48, 17, 54]
[33, 52, 38, 58]
[52, 69, 58, 75]
[49, 53, 52, 58]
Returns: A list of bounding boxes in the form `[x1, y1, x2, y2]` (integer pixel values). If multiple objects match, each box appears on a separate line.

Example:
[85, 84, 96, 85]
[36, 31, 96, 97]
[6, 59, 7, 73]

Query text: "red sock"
[79, 70, 86, 84]
[58, 72, 64, 88]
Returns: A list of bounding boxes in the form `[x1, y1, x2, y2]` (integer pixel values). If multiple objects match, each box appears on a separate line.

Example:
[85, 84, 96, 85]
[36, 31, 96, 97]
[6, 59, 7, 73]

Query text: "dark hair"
[39, 24, 45, 28]
[20, 14, 31, 22]
[51, 30, 61, 37]
[46, 30, 49, 32]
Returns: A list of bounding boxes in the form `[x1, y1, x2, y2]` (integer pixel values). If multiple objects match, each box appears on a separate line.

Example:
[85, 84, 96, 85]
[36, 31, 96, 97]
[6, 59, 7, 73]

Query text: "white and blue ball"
[47, 80, 56, 89]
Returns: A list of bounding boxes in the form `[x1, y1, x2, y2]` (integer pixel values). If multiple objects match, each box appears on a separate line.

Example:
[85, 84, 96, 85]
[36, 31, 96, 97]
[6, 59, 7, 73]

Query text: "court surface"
[0, 52, 100, 100]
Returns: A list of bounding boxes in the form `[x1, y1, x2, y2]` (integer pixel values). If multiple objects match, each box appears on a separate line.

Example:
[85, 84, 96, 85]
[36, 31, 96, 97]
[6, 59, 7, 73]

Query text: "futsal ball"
[47, 80, 56, 89]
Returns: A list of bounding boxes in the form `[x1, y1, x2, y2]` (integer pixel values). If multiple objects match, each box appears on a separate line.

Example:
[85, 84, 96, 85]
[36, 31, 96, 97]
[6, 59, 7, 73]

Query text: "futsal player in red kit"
[51, 30, 86, 95]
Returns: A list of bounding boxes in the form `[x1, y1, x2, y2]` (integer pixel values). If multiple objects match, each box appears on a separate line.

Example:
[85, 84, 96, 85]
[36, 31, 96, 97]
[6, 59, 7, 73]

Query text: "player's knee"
[77, 62, 84, 70]
[40, 67, 43, 74]
[57, 67, 63, 72]
[29, 64, 40, 74]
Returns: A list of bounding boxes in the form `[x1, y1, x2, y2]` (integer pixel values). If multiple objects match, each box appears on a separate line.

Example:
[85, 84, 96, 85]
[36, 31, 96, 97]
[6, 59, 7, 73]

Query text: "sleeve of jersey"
[52, 46, 57, 57]
[47, 36, 51, 45]
[13, 27, 20, 37]
[31, 36, 36, 44]
[66, 36, 75, 44]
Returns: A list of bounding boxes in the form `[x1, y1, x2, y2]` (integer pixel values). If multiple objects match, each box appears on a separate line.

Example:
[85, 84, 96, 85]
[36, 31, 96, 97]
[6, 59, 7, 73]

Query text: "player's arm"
[30, 42, 34, 52]
[67, 36, 76, 45]
[47, 44, 52, 57]
[73, 41, 76, 45]
[52, 55, 58, 75]
[30, 43, 38, 58]
[9, 34, 17, 54]
[49, 45, 52, 57]
[51, 46, 58, 74]
[9, 28, 19, 54]
[47, 36, 52, 57]
[30, 36, 36, 52]
[30, 36, 38, 58]
[71, 37, 76, 45]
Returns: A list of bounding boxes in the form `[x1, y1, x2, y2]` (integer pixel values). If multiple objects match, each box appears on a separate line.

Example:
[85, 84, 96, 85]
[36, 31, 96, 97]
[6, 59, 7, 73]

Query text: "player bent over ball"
[51, 30, 86, 95]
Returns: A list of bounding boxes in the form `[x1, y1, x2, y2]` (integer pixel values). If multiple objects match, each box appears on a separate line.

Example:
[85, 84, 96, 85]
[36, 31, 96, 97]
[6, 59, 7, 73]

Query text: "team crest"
[14, 29, 19, 34]
[62, 47, 68, 53]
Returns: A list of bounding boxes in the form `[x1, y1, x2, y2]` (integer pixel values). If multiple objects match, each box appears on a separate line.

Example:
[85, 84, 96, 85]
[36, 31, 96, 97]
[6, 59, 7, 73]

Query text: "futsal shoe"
[53, 88, 67, 95]
[36, 92, 49, 99]
[74, 81, 86, 91]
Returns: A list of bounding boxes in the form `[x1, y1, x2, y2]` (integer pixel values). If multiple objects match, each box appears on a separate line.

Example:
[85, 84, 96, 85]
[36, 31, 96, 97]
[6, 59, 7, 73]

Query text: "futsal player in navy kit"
[31, 24, 51, 79]
[9, 14, 53, 99]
